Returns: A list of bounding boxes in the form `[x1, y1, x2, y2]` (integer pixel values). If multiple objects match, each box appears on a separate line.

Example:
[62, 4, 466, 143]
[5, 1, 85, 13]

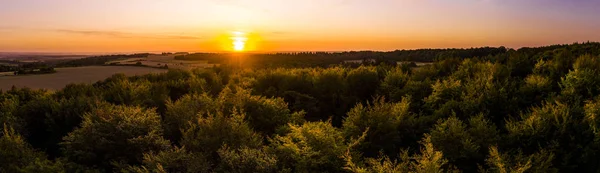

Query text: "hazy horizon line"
[1, 41, 596, 56]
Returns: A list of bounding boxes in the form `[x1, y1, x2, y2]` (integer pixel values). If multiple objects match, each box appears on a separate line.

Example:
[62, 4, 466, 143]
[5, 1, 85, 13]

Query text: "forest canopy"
[2, 42, 600, 172]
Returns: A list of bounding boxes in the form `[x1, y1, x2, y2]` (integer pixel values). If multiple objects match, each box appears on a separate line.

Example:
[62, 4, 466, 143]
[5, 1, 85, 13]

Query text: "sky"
[1, 0, 599, 53]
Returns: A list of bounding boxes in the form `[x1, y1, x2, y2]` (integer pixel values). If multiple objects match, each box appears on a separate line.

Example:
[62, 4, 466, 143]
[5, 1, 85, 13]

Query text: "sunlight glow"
[231, 31, 247, 51]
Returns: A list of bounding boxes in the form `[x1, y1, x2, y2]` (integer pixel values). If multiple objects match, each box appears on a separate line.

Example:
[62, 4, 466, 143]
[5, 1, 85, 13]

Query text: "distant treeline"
[174, 47, 509, 67]
[0, 62, 55, 75]
[56, 53, 150, 67]
[53, 43, 600, 69]
[172, 43, 600, 68]
[0, 65, 18, 73]
[0, 60, 21, 73]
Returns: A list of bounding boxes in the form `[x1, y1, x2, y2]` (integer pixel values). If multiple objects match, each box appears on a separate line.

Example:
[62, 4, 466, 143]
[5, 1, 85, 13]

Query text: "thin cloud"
[54, 29, 202, 40]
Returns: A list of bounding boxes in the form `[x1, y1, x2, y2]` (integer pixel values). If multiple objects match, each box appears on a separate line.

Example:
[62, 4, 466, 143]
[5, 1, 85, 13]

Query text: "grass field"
[0, 66, 166, 90]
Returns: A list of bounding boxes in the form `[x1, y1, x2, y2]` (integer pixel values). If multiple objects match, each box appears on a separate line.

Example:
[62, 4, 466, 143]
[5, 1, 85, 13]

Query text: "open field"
[0, 66, 166, 90]
[0, 72, 15, 76]
[107, 54, 217, 69]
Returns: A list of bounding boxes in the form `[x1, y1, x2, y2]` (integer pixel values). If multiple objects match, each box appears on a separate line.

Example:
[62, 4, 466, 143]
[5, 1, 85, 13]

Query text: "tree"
[484, 146, 556, 173]
[126, 147, 211, 173]
[560, 55, 600, 102]
[428, 115, 498, 172]
[216, 146, 278, 173]
[218, 88, 301, 136]
[344, 135, 453, 173]
[346, 66, 380, 102]
[61, 105, 171, 170]
[0, 126, 64, 172]
[180, 109, 262, 162]
[269, 121, 353, 172]
[163, 93, 216, 142]
[379, 67, 410, 102]
[343, 97, 421, 158]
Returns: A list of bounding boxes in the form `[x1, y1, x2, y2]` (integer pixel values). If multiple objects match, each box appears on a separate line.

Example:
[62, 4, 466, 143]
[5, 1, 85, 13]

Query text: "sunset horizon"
[3, 1, 600, 172]
[2, 0, 600, 53]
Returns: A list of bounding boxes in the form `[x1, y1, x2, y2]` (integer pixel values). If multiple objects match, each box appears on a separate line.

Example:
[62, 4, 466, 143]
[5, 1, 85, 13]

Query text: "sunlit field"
[106, 54, 218, 69]
[0, 66, 166, 90]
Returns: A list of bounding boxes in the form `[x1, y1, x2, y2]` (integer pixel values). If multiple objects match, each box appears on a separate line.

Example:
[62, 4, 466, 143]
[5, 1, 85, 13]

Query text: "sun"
[231, 31, 247, 52]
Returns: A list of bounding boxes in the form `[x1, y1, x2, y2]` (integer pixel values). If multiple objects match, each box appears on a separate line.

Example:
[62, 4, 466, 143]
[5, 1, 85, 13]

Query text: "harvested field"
[0, 66, 166, 90]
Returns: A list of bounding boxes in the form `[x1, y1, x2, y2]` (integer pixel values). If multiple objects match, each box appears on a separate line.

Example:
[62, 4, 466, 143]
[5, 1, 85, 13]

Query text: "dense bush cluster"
[2, 43, 600, 172]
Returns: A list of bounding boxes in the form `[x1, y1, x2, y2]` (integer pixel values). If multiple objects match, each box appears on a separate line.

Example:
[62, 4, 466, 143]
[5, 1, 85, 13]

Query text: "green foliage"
[560, 55, 600, 101]
[3, 43, 600, 172]
[126, 147, 210, 173]
[518, 74, 553, 107]
[425, 78, 463, 110]
[506, 102, 573, 141]
[269, 121, 350, 172]
[219, 88, 299, 135]
[484, 146, 556, 173]
[505, 101, 594, 171]
[428, 115, 499, 171]
[164, 93, 215, 142]
[61, 105, 171, 170]
[585, 97, 600, 136]
[310, 67, 349, 122]
[344, 135, 453, 173]
[181, 109, 262, 160]
[216, 146, 278, 173]
[0, 126, 65, 173]
[343, 97, 421, 158]
[379, 67, 410, 101]
[101, 74, 152, 105]
[192, 68, 225, 96]
[346, 66, 380, 101]
[0, 94, 23, 133]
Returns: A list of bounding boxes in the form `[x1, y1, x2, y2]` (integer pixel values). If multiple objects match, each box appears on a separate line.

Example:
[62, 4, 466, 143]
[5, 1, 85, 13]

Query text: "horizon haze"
[1, 0, 600, 53]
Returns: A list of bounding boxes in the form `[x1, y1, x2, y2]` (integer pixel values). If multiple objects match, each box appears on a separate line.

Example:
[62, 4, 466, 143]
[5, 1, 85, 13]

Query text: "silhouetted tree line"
[2, 42, 600, 172]
[56, 53, 150, 67]
[0, 62, 56, 75]
[173, 47, 508, 68]
[0, 65, 18, 73]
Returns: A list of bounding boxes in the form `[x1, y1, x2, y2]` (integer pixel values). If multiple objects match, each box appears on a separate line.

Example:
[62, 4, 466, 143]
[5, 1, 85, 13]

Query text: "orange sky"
[1, 0, 599, 53]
